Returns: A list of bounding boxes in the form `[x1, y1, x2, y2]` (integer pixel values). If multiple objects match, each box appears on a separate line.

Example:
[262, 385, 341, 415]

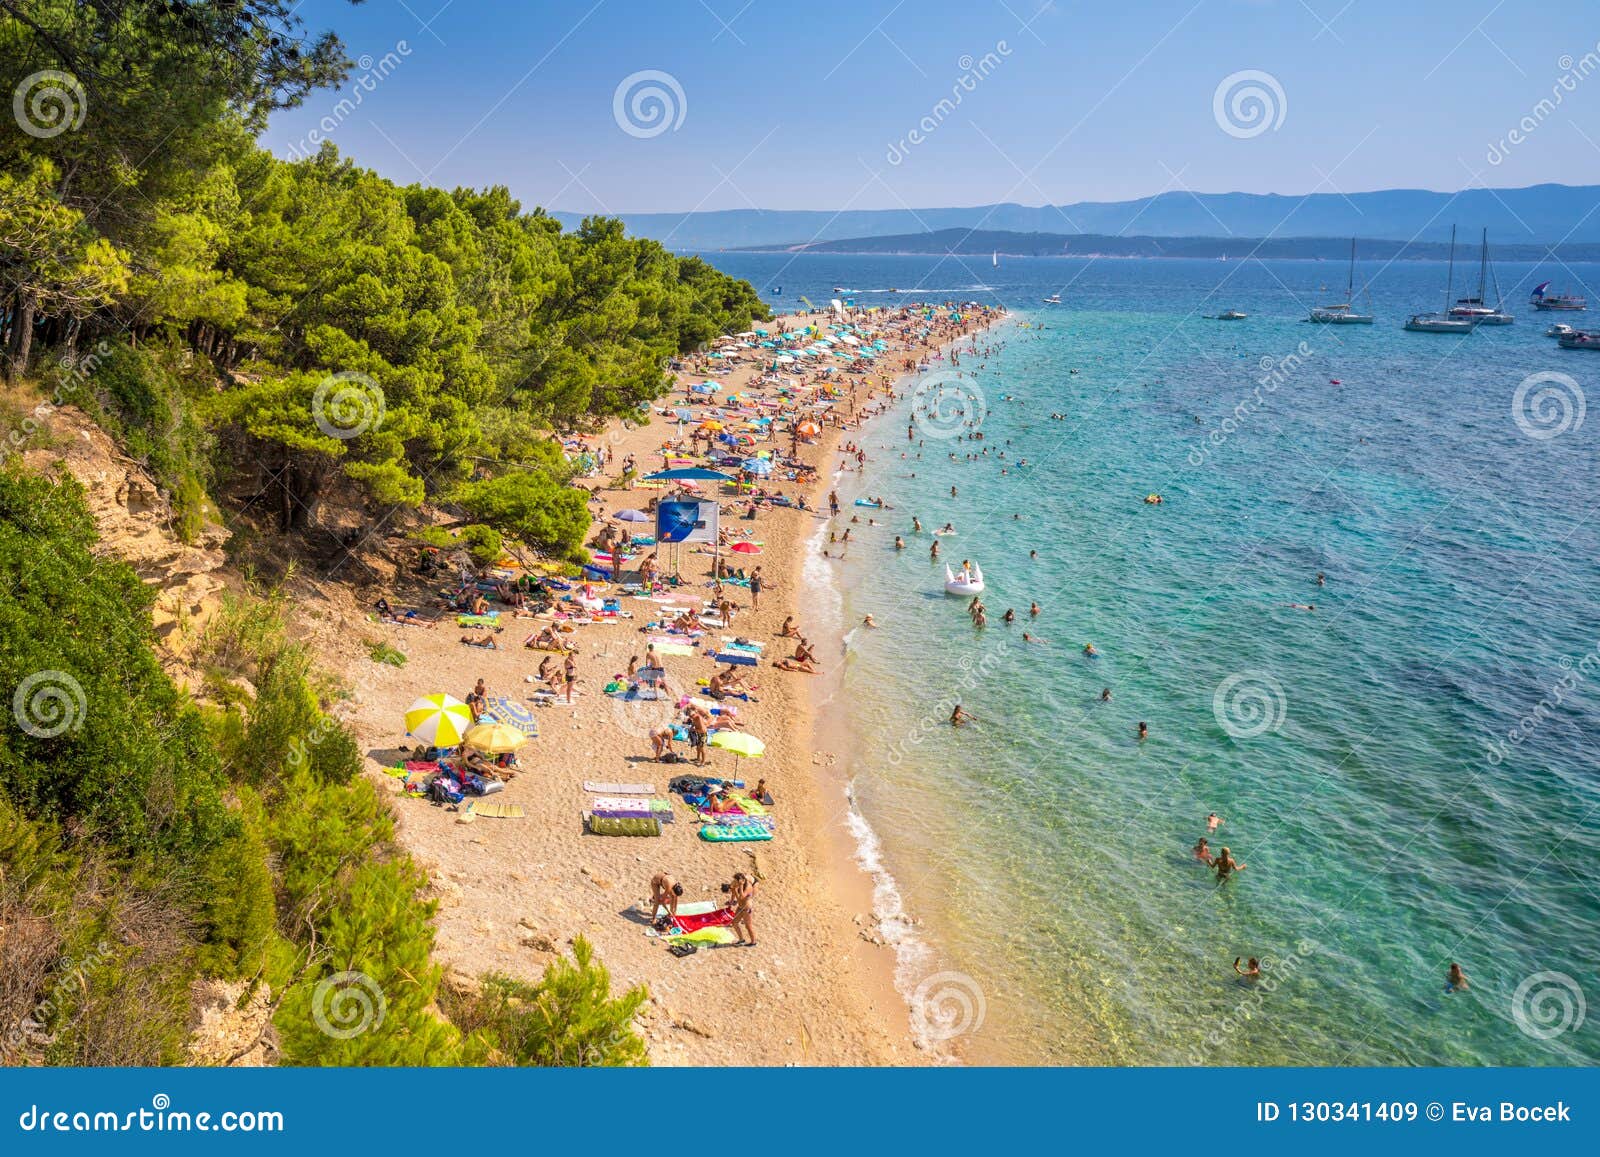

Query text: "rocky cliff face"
[20, 403, 230, 657]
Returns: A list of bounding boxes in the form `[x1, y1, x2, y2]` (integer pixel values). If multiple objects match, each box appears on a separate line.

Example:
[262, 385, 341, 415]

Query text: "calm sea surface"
[704, 250, 1600, 1065]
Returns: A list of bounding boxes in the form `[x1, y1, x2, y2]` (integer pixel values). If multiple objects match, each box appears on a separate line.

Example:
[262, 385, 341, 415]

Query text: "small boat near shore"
[1557, 330, 1600, 350]
[944, 564, 984, 595]
[1547, 323, 1576, 338]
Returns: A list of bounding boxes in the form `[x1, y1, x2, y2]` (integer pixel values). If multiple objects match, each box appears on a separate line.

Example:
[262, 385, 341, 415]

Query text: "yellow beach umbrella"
[404, 693, 474, 747]
[708, 731, 765, 759]
[463, 722, 529, 754]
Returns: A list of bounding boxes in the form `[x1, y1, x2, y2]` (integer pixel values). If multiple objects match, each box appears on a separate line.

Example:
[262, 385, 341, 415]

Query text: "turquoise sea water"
[709, 252, 1600, 1065]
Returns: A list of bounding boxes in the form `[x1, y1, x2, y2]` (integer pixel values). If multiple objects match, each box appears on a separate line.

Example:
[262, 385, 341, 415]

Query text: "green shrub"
[450, 938, 649, 1067]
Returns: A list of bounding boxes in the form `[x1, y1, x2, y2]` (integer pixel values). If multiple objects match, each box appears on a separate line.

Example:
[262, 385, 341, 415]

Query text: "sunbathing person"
[460, 632, 498, 649]
[779, 615, 801, 638]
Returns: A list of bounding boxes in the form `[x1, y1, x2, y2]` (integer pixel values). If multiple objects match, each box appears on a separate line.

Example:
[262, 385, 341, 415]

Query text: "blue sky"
[265, 0, 1600, 213]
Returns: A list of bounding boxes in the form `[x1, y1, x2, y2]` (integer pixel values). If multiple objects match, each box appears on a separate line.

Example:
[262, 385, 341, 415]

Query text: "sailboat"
[1309, 239, 1374, 324]
[1405, 226, 1474, 333]
[1448, 229, 1513, 325]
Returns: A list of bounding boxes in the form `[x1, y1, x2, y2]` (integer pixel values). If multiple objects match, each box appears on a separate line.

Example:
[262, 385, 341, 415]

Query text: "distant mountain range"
[550, 184, 1600, 250]
[750, 228, 1600, 263]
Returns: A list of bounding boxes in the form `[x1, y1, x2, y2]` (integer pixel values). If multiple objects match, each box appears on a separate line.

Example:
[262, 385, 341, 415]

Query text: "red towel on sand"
[671, 907, 736, 933]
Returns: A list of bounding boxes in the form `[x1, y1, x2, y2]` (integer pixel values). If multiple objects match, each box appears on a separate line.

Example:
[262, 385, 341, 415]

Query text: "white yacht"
[1310, 239, 1374, 324]
[1406, 226, 1476, 333]
[1447, 229, 1513, 325]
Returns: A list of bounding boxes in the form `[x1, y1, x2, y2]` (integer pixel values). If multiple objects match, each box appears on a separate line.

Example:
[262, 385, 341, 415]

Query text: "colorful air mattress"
[698, 822, 773, 842]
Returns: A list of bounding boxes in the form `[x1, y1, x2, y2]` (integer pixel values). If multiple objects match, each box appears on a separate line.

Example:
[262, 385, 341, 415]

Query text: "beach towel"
[667, 926, 738, 946]
[671, 907, 736, 934]
[587, 815, 661, 837]
[648, 642, 696, 657]
[711, 651, 758, 666]
[456, 613, 501, 627]
[720, 636, 765, 652]
[583, 781, 654, 795]
[590, 796, 653, 815]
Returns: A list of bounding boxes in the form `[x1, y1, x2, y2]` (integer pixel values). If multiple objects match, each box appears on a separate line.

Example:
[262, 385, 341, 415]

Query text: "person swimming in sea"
[1235, 957, 1261, 979]
[1083, 642, 1098, 657]
[1285, 603, 1315, 611]
[950, 704, 975, 727]
[1137, 721, 1148, 741]
[912, 517, 922, 533]
[1213, 847, 1245, 882]
[1207, 812, 1223, 832]
[1445, 962, 1469, 993]
[1193, 837, 1215, 865]
[894, 536, 904, 550]
[1003, 608, 1016, 624]
[1030, 602, 1040, 617]
[1100, 687, 1112, 702]
[930, 540, 940, 560]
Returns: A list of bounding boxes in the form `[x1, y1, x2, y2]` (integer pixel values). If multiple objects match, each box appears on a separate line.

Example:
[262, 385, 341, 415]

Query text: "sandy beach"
[312, 304, 1000, 1065]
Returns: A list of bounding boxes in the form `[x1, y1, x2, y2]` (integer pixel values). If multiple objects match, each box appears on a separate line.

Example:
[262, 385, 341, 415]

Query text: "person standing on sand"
[727, 872, 757, 947]
[749, 567, 763, 609]
[563, 653, 577, 704]
[650, 871, 684, 921]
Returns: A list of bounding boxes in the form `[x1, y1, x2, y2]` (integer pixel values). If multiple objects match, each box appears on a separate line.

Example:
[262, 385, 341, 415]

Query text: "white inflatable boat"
[944, 564, 985, 596]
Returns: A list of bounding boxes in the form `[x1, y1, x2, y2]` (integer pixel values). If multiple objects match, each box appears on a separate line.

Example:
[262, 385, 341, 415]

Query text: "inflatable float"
[944, 564, 985, 596]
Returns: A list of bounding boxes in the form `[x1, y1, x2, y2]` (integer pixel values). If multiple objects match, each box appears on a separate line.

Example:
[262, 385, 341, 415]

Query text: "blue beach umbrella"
[741, 457, 773, 476]
[644, 467, 738, 482]
[482, 695, 539, 736]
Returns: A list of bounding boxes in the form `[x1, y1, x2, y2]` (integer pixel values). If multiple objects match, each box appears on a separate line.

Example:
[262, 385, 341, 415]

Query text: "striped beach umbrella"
[483, 694, 539, 735]
[404, 694, 474, 747]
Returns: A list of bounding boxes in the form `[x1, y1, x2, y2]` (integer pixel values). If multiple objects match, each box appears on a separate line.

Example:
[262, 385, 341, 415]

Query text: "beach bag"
[429, 777, 465, 805]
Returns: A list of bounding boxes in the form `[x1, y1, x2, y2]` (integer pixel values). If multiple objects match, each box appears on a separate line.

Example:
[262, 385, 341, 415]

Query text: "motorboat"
[1042, 293, 1061, 304]
[1215, 309, 1248, 320]
[1309, 239, 1374, 324]
[1546, 323, 1576, 338]
[1557, 330, 1600, 350]
[944, 564, 985, 596]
